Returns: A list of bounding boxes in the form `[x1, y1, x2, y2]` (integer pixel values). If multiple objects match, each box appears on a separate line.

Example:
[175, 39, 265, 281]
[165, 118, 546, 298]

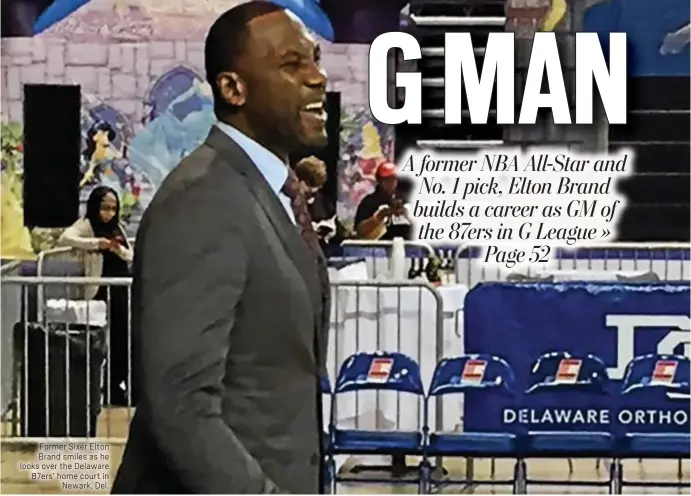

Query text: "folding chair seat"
[527, 431, 613, 453]
[428, 431, 516, 455]
[333, 429, 423, 453]
[328, 351, 426, 457]
[616, 354, 690, 459]
[425, 354, 518, 457]
[523, 351, 614, 457]
[623, 433, 691, 456]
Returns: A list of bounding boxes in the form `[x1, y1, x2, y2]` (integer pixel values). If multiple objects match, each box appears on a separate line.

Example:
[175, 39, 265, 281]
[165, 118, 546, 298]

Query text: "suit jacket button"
[310, 453, 320, 465]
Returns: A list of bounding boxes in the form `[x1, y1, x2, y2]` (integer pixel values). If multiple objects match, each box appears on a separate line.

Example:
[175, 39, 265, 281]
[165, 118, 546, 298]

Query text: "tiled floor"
[1, 408, 689, 494]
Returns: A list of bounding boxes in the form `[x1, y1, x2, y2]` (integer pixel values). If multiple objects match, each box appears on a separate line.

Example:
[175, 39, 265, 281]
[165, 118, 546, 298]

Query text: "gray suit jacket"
[112, 127, 331, 494]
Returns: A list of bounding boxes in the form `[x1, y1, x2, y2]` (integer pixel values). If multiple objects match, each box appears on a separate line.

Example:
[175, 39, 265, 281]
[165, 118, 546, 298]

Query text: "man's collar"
[215, 121, 288, 194]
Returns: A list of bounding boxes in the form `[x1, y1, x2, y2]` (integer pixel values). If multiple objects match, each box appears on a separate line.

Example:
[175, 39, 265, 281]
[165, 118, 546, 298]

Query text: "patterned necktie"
[281, 168, 322, 257]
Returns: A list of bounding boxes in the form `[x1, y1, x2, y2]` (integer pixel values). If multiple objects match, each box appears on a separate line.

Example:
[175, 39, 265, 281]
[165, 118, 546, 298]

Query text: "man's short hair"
[204, 1, 283, 113]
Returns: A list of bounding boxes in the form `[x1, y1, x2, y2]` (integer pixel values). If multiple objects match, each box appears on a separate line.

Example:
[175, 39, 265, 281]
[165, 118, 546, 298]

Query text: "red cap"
[376, 162, 397, 179]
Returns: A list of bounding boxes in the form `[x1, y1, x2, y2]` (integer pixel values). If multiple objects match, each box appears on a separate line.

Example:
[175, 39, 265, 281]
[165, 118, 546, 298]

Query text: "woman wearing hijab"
[59, 186, 134, 406]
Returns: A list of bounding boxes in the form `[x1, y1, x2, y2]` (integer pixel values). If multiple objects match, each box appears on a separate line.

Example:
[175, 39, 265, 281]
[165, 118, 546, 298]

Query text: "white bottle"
[390, 237, 406, 281]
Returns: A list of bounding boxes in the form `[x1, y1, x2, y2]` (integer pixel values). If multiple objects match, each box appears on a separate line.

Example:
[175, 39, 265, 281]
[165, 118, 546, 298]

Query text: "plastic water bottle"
[390, 237, 406, 280]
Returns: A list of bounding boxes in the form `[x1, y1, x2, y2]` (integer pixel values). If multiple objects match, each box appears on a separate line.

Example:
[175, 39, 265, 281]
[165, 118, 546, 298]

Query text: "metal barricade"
[340, 240, 439, 280]
[1, 260, 23, 418]
[3, 245, 687, 491]
[1, 276, 452, 436]
[454, 242, 691, 287]
[337, 240, 690, 286]
[0, 276, 135, 446]
[0, 275, 453, 482]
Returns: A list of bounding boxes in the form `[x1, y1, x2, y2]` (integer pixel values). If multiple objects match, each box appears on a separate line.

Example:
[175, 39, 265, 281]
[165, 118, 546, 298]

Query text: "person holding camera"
[354, 162, 412, 240]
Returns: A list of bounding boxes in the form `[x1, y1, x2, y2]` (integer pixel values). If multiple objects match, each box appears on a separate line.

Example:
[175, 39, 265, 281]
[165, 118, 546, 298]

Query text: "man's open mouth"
[301, 102, 327, 122]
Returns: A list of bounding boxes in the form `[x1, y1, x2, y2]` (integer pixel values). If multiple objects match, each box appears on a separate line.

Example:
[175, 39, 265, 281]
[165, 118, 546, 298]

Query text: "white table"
[326, 283, 467, 435]
[45, 299, 108, 327]
[327, 261, 369, 282]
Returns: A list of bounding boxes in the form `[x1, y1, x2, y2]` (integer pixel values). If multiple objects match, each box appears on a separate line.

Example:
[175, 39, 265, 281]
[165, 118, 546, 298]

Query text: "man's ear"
[216, 72, 247, 107]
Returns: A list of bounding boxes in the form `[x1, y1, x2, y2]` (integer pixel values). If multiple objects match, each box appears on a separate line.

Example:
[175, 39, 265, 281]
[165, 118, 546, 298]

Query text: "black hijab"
[85, 186, 123, 240]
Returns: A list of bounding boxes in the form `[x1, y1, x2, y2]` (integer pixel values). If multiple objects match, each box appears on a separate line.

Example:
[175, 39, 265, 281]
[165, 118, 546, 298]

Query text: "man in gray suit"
[112, 2, 331, 493]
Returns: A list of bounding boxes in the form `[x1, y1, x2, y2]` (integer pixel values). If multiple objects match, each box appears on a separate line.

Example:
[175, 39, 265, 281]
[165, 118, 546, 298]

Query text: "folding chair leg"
[513, 459, 527, 494]
[419, 460, 431, 494]
[597, 458, 611, 474]
[465, 457, 474, 486]
[678, 458, 683, 481]
[327, 458, 337, 494]
[608, 459, 622, 495]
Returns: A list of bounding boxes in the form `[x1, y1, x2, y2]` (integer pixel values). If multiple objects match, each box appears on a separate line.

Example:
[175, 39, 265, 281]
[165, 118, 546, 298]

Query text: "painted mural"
[1, 121, 35, 258]
[3, 0, 686, 257]
[0, 0, 392, 255]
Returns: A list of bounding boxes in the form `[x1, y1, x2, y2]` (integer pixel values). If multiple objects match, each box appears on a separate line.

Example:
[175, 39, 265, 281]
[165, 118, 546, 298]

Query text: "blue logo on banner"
[464, 282, 690, 434]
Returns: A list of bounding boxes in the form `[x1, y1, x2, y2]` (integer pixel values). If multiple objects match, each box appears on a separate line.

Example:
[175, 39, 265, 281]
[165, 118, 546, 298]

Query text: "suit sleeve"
[134, 189, 282, 494]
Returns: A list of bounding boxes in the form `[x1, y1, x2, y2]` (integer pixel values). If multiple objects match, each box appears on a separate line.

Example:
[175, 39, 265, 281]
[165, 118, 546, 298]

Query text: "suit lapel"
[204, 128, 324, 334]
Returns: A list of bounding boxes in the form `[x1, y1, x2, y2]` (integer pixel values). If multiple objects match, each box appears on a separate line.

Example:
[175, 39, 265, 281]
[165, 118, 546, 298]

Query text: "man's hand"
[295, 156, 326, 188]
[375, 206, 394, 221]
[391, 199, 406, 216]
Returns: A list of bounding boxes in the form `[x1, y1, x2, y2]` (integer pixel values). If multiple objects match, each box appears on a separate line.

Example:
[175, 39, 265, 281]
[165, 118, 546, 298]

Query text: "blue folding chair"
[620, 353, 690, 401]
[616, 354, 691, 458]
[611, 354, 690, 492]
[524, 351, 614, 455]
[321, 375, 332, 394]
[321, 375, 332, 488]
[423, 354, 520, 493]
[519, 352, 615, 493]
[327, 351, 425, 490]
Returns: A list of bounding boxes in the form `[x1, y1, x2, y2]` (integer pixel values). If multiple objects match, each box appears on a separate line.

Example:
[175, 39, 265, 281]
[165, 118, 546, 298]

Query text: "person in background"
[296, 155, 353, 252]
[295, 155, 327, 200]
[354, 162, 412, 240]
[58, 186, 134, 406]
[296, 155, 335, 243]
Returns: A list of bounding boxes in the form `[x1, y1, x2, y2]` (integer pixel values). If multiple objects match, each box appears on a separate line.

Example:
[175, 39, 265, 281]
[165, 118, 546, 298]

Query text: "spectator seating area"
[321, 351, 690, 494]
